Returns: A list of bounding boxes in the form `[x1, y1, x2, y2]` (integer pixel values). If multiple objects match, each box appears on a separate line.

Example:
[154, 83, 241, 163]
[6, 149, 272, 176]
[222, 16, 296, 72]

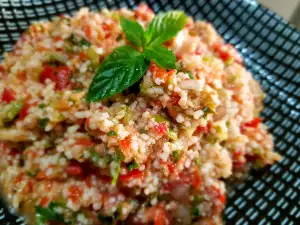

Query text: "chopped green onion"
[90, 150, 101, 166]
[168, 129, 178, 141]
[79, 39, 91, 47]
[107, 131, 117, 136]
[38, 103, 45, 109]
[27, 170, 38, 177]
[187, 72, 194, 79]
[38, 118, 49, 130]
[126, 160, 139, 171]
[2, 100, 24, 125]
[154, 115, 169, 123]
[195, 158, 201, 167]
[172, 150, 183, 163]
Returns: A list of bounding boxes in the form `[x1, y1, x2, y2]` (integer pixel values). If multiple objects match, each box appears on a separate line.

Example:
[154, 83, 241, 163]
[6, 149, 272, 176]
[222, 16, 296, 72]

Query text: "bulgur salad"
[0, 4, 281, 225]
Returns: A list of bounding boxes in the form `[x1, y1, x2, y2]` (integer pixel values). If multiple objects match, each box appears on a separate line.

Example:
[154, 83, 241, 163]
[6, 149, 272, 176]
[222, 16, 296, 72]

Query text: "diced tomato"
[40, 65, 56, 84]
[40, 65, 71, 90]
[153, 123, 168, 135]
[170, 93, 181, 105]
[149, 62, 167, 79]
[85, 175, 92, 188]
[84, 26, 92, 39]
[196, 122, 211, 134]
[153, 207, 168, 225]
[19, 101, 30, 120]
[68, 185, 83, 203]
[243, 118, 262, 128]
[213, 42, 242, 64]
[55, 66, 71, 90]
[160, 160, 176, 174]
[193, 167, 201, 191]
[120, 137, 131, 151]
[15, 173, 24, 184]
[36, 171, 46, 180]
[99, 175, 112, 183]
[40, 196, 49, 207]
[27, 179, 34, 193]
[1, 88, 16, 103]
[79, 51, 87, 60]
[134, 3, 154, 21]
[76, 138, 94, 147]
[0, 65, 5, 74]
[66, 163, 83, 176]
[232, 151, 246, 169]
[101, 23, 112, 39]
[119, 169, 143, 183]
[17, 71, 27, 81]
[8, 148, 20, 157]
[208, 186, 226, 205]
[167, 163, 176, 174]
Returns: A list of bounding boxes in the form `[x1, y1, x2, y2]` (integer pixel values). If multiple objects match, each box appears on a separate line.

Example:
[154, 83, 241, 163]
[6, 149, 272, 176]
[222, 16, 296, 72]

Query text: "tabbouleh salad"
[0, 4, 281, 225]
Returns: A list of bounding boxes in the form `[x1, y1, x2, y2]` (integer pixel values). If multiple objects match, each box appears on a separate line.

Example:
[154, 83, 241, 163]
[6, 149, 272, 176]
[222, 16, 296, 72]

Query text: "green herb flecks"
[38, 118, 50, 130]
[87, 11, 187, 102]
[110, 151, 123, 185]
[38, 103, 45, 109]
[107, 131, 117, 136]
[35, 202, 65, 225]
[126, 160, 139, 171]
[1, 100, 24, 125]
[172, 150, 183, 163]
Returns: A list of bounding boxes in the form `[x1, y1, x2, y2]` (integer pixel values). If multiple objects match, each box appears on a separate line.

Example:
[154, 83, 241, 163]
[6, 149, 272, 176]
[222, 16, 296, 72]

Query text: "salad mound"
[0, 4, 280, 225]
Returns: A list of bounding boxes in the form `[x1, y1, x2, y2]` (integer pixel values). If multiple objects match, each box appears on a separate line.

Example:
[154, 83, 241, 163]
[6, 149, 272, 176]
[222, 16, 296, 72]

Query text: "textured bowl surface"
[0, 0, 299, 224]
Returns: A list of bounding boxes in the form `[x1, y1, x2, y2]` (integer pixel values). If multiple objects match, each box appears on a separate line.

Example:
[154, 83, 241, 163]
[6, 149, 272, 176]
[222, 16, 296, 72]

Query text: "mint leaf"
[120, 17, 144, 47]
[143, 44, 176, 69]
[87, 46, 149, 102]
[145, 11, 186, 46]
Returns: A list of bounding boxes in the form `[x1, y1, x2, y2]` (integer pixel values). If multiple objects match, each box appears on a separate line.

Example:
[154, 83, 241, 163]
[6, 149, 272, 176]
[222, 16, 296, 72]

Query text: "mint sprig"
[87, 10, 186, 102]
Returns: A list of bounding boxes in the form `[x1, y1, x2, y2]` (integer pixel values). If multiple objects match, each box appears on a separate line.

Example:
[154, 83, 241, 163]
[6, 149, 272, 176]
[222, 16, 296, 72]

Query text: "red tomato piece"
[213, 42, 231, 62]
[153, 123, 168, 135]
[68, 185, 83, 203]
[120, 137, 131, 151]
[85, 175, 92, 188]
[170, 93, 181, 105]
[40, 65, 71, 90]
[55, 66, 71, 90]
[119, 169, 143, 183]
[40, 196, 49, 207]
[154, 207, 167, 225]
[76, 138, 94, 147]
[84, 26, 92, 39]
[66, 163, 83, 176]
[1, 88, 16, 103]
[243, 118, 262, 128]
[193, 167, 201, 191]
[19, 101, 30, 120]
[0, 65, 5, 73]
[40, 65, 56, 84]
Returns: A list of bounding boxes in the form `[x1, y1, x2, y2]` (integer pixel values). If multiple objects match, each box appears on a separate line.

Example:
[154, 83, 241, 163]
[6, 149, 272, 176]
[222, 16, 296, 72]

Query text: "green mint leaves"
[120, 17, 144, 47]
[145, 11, 187, 46]
[87, 10, 186, 102]
[143, 44, 176, 69]
[87, 46, 149, 102]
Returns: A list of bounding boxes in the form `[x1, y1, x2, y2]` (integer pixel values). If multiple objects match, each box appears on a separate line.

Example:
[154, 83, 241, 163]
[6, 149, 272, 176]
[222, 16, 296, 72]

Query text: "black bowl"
[0, 0, 299, 224]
